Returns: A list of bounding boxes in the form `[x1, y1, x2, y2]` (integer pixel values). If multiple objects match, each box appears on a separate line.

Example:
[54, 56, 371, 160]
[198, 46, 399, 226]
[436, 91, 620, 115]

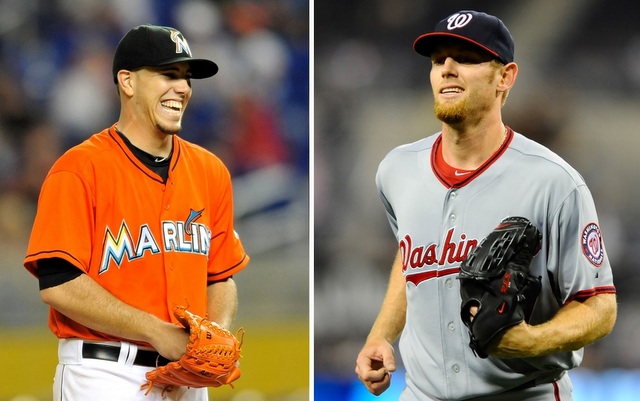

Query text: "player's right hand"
[355, 340, 396, 396]
[149, 320, 191, 361]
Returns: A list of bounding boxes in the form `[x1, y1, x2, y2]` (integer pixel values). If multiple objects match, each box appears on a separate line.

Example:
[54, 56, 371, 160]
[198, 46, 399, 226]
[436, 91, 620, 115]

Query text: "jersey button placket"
[160, 180, 174, 283]
[163, 181, 175, 211]
[445, 189, 457, 223]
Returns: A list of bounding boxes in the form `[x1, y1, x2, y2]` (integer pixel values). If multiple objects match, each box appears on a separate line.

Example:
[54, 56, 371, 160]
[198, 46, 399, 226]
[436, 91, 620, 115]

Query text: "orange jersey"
[24, 124, 249, 342]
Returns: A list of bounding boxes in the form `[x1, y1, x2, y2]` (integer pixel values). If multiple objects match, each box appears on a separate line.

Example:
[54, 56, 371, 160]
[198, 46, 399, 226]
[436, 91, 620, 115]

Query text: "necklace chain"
[495, 125, 508, 153]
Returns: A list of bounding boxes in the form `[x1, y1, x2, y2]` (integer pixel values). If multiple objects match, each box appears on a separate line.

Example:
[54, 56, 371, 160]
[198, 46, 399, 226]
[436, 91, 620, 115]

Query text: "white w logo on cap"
[446, 13, 473, 30]
[170, 30, 193, 57]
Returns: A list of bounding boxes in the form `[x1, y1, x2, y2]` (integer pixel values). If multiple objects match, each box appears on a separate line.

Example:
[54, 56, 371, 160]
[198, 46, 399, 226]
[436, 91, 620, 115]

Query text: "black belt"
[82, 342, 170, 367]
[511, 379, 537, 391]
[510, 371, 565, 392]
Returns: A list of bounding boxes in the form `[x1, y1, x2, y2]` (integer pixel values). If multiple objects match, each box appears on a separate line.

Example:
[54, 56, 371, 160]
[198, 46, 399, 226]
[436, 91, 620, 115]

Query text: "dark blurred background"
[315, 1, 640, 400]
[0, 1, 309, 400]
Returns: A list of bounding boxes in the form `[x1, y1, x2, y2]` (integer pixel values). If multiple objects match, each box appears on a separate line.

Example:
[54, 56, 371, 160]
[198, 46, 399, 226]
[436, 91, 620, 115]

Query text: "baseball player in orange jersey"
[23, 25, 249, 401]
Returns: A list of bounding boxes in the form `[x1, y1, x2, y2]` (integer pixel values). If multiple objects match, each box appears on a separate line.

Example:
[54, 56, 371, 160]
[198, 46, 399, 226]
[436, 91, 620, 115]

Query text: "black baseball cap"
[112, 24, 219, 83]
[413, 10, 514, 64]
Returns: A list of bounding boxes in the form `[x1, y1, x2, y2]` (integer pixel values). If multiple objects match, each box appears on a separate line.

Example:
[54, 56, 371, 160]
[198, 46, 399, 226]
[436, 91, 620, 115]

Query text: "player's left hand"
[470, 307, 539, 358]
[484, 321, 539, 358]
[142, 306, 243, 394]
[458, 216, 542, 358]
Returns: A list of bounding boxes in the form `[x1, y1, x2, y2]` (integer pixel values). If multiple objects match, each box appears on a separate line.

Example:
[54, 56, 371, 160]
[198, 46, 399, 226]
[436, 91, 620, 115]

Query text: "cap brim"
[156, 57, 219, 79]
[413, 32, 501, 61]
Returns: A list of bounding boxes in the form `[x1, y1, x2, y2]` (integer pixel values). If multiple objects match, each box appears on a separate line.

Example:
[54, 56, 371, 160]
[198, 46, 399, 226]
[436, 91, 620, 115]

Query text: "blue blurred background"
[315, 368, 640, 401]
[0, 1, 309, 400]
[314, 0, 640, 400]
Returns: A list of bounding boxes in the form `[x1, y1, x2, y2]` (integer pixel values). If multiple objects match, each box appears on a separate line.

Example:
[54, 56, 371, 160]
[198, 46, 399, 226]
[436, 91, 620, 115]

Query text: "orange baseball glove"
[142, 305, 244, 395]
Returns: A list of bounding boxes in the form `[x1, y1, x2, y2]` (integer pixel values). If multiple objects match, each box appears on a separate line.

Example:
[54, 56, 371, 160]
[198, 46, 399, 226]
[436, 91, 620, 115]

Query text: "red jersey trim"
[406, 267, 460, 286]
[431, 127, 514, 189]
[553, 380, 560, 401]
[564, 286, 617, 304]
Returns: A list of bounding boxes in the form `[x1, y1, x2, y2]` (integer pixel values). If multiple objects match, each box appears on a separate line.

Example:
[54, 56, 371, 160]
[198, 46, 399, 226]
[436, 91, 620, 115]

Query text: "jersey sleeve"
[547, 184, 616, 304]
[206, 166, 249, 281]
[376, 158, 399, 238]
[24, 169, 95, 276]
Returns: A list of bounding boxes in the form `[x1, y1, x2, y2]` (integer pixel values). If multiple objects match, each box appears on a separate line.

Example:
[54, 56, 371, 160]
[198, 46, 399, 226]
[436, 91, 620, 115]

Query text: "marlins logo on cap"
[413, 10, 515, 64]
[112, 24, 219, 83]
[170, 29, 193, 57]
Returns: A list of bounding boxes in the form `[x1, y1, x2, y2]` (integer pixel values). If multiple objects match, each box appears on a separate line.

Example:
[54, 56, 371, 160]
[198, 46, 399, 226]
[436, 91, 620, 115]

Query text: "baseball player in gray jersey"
[355, 10, 617, 401]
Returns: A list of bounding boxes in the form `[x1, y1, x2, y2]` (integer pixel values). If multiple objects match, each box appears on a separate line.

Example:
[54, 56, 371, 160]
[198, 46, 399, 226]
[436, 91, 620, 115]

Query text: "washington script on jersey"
[400, 228, 479, 285]
[99, 208, 211, 274]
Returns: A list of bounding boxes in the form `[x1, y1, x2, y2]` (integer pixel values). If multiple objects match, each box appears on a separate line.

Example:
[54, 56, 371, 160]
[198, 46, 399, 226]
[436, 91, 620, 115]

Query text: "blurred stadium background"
[0, 1, 309, 400]
[315, 0, 640, 400]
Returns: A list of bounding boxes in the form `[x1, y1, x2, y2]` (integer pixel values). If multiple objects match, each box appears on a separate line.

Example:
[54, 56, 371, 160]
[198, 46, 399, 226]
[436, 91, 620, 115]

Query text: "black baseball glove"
[458, 216, 542, 358]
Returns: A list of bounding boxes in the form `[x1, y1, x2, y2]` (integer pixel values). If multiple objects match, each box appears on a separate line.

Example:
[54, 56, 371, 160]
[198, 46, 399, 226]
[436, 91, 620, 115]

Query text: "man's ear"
[497, 62, 518, 92]
[116, 70, 134, 97]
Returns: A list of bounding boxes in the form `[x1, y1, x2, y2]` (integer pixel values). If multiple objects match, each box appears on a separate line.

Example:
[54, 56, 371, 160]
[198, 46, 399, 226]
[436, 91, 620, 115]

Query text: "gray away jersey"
[375, 130, 615, 401]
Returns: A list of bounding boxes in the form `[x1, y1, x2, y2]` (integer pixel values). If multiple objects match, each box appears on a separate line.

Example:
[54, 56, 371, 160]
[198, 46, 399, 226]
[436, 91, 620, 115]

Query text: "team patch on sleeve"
[581, 222, 604, 266]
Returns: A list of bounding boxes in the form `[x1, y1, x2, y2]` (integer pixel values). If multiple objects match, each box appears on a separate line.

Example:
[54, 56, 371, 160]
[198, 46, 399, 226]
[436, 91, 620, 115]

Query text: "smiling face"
[129, 62, 193, 136]
[429, 40, 504, 125]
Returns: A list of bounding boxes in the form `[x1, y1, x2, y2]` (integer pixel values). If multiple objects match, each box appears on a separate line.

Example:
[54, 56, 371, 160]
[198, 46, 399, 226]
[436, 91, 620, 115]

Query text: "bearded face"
[432, 66, 499, 125]
[433, 94, 468, 124]
[429, 43, 504, 125]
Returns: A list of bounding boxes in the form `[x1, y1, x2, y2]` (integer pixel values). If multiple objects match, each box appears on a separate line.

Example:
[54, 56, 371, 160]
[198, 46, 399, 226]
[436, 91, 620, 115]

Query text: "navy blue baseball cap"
[112, 24, 219, 83]
[413, 10, 514, 64]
